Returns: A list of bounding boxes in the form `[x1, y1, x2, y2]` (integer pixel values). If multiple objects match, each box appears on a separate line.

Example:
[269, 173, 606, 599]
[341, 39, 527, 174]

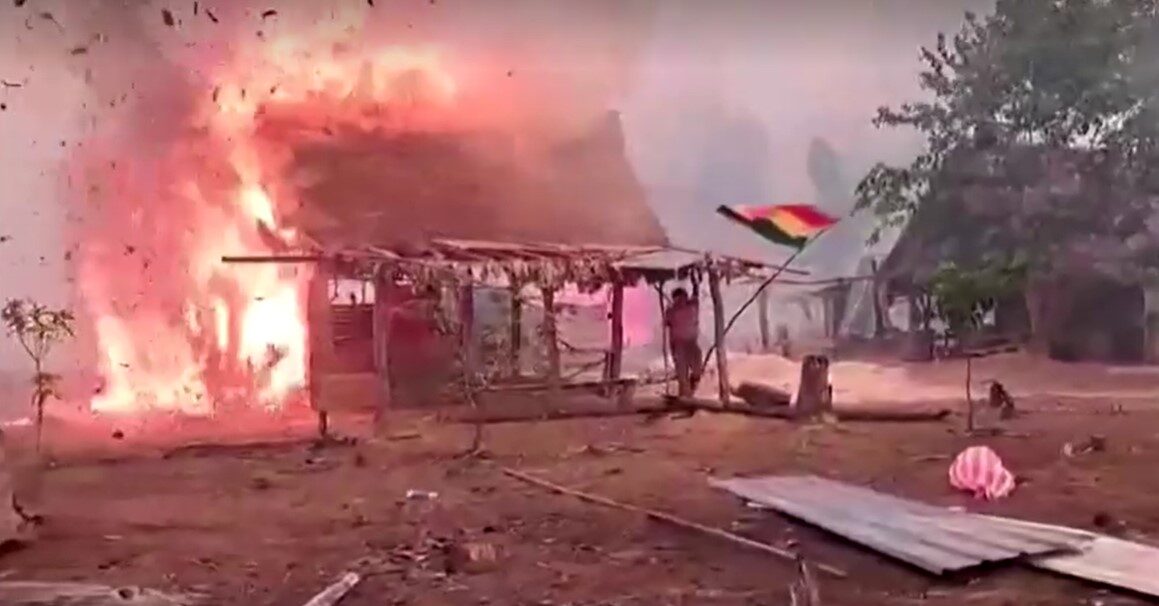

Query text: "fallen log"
[664, 396, 950, 423]
[732, 382, 792, 408]
[500, 467, 847, 578]
[457, 404, 672, 425]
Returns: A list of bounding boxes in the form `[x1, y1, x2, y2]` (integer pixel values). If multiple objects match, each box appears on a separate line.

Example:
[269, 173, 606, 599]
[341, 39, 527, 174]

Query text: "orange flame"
[82, 41, 457, 415]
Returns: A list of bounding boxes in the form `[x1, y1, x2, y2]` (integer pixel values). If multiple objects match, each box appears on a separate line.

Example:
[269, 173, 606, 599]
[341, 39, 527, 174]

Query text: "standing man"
[665, 285, 702, 397]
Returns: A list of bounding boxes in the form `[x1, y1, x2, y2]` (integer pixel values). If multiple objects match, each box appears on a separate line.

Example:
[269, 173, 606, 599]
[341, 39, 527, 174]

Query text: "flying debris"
[162, 8, 176, 27]
[261, 9, 277, 19]
[14, 0, 27, 7]
[205, 8, 219, 23]
[37, 12, 63, 31]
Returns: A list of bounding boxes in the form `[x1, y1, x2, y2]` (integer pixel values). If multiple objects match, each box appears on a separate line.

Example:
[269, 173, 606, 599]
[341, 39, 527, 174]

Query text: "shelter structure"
[223, 110, 820, 429]
[224, 240, 809, 434]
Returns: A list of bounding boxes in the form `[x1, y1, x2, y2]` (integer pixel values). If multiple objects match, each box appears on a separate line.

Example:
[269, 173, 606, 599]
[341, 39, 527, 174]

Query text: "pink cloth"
[948, 446, 1016, 500]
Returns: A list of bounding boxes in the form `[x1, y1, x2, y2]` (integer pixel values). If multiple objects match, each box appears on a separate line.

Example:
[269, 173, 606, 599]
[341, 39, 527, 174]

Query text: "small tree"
[1, 299, 74, 453]
[927, 261, 1024, 432]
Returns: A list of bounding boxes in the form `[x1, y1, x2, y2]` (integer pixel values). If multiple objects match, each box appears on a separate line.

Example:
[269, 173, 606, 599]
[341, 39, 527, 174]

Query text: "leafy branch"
[1, 299, 74, 454]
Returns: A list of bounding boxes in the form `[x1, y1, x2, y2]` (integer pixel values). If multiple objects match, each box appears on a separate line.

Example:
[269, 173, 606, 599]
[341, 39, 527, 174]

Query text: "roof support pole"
[708, 266, 731, 407]
[542, 286, 561, 398]
[307, 262, 335, 439]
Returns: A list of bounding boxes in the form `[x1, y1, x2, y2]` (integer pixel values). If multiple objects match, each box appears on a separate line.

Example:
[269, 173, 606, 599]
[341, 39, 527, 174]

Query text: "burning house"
[60, 3, 681, 420]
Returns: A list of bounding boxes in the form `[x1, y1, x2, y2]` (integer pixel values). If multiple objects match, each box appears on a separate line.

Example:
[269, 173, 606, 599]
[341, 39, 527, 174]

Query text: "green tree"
[855, 0, 1159, 276]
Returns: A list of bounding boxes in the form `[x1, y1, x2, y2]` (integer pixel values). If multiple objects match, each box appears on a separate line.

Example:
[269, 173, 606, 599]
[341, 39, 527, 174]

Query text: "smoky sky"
[0, 0, 993, 369]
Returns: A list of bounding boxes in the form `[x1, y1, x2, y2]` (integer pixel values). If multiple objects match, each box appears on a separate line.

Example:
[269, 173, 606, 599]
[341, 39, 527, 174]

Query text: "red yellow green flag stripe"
[716, 204, 838, 249]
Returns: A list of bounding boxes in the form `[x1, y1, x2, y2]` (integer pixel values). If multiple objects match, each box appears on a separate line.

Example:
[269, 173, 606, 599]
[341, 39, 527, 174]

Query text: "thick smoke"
[0, 0, 1000, 401]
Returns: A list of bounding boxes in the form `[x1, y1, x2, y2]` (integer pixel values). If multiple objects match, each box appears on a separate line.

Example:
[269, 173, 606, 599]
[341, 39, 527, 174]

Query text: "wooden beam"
[707, 267, 731, 407]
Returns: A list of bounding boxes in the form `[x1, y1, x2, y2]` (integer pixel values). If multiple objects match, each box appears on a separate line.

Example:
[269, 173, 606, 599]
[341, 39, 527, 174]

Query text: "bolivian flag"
[716, 204, 838, 249]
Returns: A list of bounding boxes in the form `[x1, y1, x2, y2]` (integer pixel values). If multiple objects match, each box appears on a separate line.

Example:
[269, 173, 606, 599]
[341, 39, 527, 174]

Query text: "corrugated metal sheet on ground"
[708, 475, 1092, 575]
[974, 515, 1159, 598]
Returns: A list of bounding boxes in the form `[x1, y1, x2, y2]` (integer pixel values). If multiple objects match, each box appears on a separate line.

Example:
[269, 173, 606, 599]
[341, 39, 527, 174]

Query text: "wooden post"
[307, 262, 335, 438]
[371, 268, 394, 428]
[459, 284, 477, 385]
[508, 284, 522, 378]
[655, 283, 671, 395]
[793, 354, 832, 419]
[707, 267, 731, 407]
[608, 280, 625, 383]
[542, 286, 561, 394]
[757, 286, 771, 352]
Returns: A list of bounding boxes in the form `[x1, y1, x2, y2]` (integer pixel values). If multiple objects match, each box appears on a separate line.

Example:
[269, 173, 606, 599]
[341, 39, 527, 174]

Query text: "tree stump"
[793, 355, 833, 420]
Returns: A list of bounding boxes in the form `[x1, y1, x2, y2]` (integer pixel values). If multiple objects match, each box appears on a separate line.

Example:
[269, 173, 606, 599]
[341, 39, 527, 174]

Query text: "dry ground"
[3, 356, 1159, 605]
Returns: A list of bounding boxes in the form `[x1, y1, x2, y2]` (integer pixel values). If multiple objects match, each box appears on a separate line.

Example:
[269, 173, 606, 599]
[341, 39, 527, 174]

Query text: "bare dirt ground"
[3, 354, 1159, 605]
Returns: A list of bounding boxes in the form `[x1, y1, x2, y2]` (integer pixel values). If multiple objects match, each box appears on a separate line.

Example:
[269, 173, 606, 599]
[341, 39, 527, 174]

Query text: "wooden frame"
[225, 239, 810, 427]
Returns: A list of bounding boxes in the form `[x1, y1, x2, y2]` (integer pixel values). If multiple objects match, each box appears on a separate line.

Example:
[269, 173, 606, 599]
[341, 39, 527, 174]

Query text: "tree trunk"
[793, 355, 832, 420]
[708, 269, 731, 407]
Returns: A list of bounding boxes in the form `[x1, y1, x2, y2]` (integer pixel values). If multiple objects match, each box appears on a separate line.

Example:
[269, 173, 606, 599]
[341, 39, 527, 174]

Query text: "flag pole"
[698, 225, 835, 376]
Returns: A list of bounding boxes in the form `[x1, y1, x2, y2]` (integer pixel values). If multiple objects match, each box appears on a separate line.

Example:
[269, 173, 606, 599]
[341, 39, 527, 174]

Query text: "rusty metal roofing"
[709, 475, 1092, 575]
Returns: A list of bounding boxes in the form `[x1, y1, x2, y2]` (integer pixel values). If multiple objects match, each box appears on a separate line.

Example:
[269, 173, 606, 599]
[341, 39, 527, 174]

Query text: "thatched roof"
[281, 111, 668, 250]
